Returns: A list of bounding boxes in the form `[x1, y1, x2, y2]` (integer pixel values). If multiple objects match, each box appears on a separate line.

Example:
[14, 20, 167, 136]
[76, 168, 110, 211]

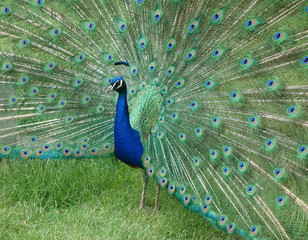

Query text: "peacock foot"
[149, 207, 158, 215]
[137, 196, 147, 211]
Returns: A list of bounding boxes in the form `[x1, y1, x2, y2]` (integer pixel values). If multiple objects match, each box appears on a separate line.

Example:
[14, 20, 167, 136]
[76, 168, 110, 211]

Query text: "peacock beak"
[106, 85, 114, 93]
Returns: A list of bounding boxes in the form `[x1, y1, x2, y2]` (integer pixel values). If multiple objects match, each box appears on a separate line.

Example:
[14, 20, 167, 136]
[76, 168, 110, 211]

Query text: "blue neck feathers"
[114, 86, 144, 168]
[115, 87, 130, 129]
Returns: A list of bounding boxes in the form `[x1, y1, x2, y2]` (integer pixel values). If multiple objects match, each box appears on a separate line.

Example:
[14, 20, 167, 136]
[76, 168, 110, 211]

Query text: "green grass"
[0, 158, 239, 240]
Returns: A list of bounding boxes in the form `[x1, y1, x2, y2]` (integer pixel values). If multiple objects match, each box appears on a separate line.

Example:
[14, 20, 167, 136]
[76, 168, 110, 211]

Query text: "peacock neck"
[115, 86, 132, 131]
[113, 86, 144, 168]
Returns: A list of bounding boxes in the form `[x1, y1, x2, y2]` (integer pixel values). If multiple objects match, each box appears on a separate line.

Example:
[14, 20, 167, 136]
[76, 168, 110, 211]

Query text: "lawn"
[0, 157, 239, 239]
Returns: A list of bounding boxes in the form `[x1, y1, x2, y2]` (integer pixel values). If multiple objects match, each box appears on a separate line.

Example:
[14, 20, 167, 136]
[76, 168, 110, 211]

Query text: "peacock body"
[0, 0, 308, 239]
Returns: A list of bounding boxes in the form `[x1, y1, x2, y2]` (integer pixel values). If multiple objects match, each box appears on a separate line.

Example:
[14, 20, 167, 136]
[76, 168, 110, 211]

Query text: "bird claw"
[149, 207, 158, 215]
[138, 205, 146, 211]
[138, 196, 147, 211]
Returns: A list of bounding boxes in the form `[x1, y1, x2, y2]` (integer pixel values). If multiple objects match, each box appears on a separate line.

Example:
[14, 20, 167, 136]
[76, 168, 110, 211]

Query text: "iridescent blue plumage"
[108, 76, 144, 168]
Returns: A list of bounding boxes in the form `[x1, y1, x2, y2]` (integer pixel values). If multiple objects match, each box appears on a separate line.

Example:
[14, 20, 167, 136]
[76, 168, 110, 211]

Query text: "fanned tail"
[0, 0, 307, 239]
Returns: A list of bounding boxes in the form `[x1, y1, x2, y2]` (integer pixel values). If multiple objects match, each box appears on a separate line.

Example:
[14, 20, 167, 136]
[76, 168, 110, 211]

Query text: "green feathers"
[0, 0, 307, 239]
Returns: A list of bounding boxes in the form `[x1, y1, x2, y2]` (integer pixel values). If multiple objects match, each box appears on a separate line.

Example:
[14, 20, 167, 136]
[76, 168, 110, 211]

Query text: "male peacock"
[0, 0, 307, 239]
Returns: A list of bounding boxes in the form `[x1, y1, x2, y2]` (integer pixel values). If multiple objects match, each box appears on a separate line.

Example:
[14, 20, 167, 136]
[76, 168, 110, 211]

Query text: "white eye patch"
[118, 80, 123, 88]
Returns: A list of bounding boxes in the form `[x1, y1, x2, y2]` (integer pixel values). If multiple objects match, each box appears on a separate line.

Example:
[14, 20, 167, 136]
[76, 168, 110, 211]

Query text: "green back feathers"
[129, 85, 163, 143]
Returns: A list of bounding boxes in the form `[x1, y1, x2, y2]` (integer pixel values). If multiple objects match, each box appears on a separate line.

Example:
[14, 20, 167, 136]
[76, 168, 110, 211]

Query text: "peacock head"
[106, 76, 126, 93]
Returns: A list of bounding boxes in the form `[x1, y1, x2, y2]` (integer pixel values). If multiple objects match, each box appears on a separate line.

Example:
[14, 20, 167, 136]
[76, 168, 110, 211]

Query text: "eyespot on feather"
[276, 196, 286, 207]
[8, 96, 17, 105]
[171, 112, 179, 120]
[272, 31, 287, 43]
[166, 66, 175, 76]
[227, 223, 236, 234]
[240, 57, 253, 68]
[298, 145, 307, 156]
[204, 78, 216, 90]
[160, 178, 168, 188]
[118, 20, 127, 33]
[75, 53, 86, 63]
[58, 100, 67, 108]
[45, 62, 56, 71]
[36, 149, 43, 157]
[157, 131, 164, 139]
[62, 148, 72, 157]
[222, 166, 231, 176]
[223, 145, 232, 157]
[30, 87, 39, 96]
[55, 142, 63, 150]
[238, 161, 247, 172]
[205, 195, 212, 204]
[287, 105, 299, 117]
[130, 66, 138, 76]
[183, 194, 190, 206]
[166, 39, 176, 51]
[229, 91, 241, 102]
[210, 149, 218, 160]
[212, 10, 223, 23]
[168, 183, 176, 195]
[247, 185, 256, 196]
[146, 165, 154, 177]
[193, 157, 200, 167]
[152, 78, 159, 85]
[175, 79, 185, 88]
[89, 148, 98, 156]
[244, 18, 258, 30]
[201, 203, 210, 214]
[34, 0, 44, 7]
[21, 149, 31, 159]
[1, 6, 11, 15]
[86, 22, 95, 31]
[50, 28, 62, 37]
[161, 85, 168, 94]
[265, 139, 275, 149]
[42, 144, 51, 152]
[301, 56, 308, 66]
[20, 38, 30, 47]
[195, 127, 203, 137]
[19, 76, 29, 85]
[190, 100, 199, 111]
[148, 62, 156, 72]
[249, 115, 259, 127]
[73, 149, 82, 158]
[185, 49, 196, 61]
[138, 38, 147, 50]
[219, 215, 228, 226]
[249, 225, 259, 237]
[2, 62, 12, 71]
[211, 48, 224, 59]
[153, 9, 162, 22]
[273, 168, 283, 178]
[1, 146, 11, 154]
[187, 20, 198, 34]
[180, 185, 186, 195]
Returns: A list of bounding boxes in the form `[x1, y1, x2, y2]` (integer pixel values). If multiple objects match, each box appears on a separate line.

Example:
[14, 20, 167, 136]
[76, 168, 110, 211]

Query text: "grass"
[0, 157, 239, 240]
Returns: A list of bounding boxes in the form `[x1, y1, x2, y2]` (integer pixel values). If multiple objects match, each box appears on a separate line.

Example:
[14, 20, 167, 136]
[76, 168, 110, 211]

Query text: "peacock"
[0, 0, 307, 239]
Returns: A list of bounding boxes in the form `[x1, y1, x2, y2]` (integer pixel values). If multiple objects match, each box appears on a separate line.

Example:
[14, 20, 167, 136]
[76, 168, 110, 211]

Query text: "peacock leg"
[150, 182, 160, 215]
[138, 169, 149, 210]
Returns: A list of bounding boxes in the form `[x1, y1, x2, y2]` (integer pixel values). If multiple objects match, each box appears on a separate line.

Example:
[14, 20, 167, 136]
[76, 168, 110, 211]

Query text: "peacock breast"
[114, 127, 144, 168]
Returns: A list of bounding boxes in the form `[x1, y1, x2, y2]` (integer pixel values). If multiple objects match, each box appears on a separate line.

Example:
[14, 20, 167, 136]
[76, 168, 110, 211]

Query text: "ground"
[0, 157, 240, 239]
